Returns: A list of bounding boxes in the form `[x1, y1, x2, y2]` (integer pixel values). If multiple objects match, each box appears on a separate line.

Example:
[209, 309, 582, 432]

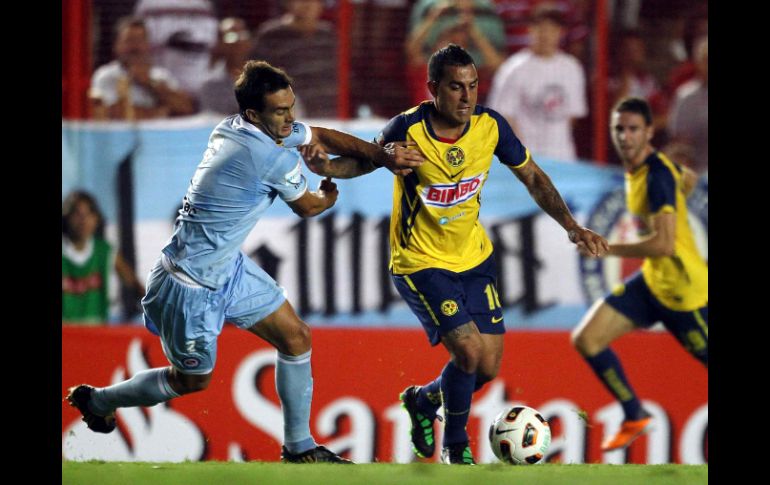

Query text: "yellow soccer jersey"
[626, 152, 708, 310]
[377, 102, 529, 274]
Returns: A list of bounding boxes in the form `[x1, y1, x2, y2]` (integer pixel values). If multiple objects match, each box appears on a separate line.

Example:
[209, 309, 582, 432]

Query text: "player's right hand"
[570, 227, 610, 258]
[382, 141, 425, 176]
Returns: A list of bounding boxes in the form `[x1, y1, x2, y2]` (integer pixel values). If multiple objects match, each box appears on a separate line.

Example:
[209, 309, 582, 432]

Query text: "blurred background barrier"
[62, 325, 708, 464]
[62, 118, 708, 327]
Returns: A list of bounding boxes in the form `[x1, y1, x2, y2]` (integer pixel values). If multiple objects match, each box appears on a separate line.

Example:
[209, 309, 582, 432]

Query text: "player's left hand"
[299, 144, 330, 175]
[569, 227, 610, 258]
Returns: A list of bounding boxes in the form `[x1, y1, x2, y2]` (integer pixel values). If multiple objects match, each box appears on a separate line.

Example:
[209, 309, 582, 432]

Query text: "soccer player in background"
[571, 97, 708, 451]
[67, 60, 423, 464]
[375, 44, 607, 464]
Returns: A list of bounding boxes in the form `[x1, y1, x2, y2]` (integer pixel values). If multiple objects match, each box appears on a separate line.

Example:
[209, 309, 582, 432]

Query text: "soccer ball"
[489, 405, 551, 465]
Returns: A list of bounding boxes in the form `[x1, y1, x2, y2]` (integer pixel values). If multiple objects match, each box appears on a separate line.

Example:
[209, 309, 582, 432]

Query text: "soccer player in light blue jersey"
[67, 60, 424, 464]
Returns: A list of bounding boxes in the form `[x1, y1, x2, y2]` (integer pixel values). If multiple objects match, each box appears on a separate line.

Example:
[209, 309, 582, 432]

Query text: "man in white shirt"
[89, 17, 195, 120]
[487, 3, 587, 162]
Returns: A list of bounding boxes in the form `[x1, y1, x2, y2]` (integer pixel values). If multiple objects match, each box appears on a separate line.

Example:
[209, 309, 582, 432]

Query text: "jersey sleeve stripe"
[296, 121, 313, 145]
[510, 149, 531, 169]
[650, 204, 675, 215]
[281, 185, 307, 202]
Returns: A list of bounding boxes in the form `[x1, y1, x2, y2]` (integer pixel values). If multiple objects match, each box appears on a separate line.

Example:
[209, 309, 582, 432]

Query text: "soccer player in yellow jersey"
[571, 97, 708, 452]
[373, 44, 607, 464]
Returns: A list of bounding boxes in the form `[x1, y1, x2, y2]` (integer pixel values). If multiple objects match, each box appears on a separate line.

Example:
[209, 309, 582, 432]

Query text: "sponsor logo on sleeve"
[285, 162, 303, 187]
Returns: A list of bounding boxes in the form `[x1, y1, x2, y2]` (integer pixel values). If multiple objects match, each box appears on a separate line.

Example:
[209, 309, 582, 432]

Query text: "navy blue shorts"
[605, 272, 708, 363]
[392, 254, 505, 346]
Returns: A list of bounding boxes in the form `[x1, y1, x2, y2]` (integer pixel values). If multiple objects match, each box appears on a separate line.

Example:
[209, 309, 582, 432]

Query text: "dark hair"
[528, 3, 566, 26]
[428, 44, 476, 83]
[114, 16, 147, 41]
[234, 60, 293, 114]
[613, 97, 653, 126]
[62, 190, 105, 240]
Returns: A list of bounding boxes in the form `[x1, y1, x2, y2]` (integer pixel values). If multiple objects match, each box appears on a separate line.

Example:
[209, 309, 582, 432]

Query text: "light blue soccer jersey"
[162, 115, 311, 289]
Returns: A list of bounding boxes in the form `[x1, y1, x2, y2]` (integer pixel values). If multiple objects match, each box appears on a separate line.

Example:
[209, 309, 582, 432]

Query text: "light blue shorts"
[141, 252, 286, 375]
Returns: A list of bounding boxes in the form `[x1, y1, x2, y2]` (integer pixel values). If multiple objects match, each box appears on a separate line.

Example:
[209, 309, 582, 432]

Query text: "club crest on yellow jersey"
[446, 146, 465, 168]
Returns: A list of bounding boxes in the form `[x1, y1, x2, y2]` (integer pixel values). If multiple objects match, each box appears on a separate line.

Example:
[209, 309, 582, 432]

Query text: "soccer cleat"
[601, 415, 653, 451]
[281, 445, 354, 464]
[440, 442, 476, 465]
[66, 384, 116, 433]
[399, 385, 441, 458]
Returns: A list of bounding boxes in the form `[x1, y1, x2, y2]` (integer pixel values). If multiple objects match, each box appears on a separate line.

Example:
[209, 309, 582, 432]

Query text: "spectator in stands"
[250, 0, 338, 118]
[667, 36, 707, 174]
[492, 0, 590, 59]
[487, 2, 587, 162]
[134, 0, 219, 100]
[89, 17, 196, 120]
[665, 5, 708, 98]
[62, 191, 145, 325]
[199, 18, 253, 116]
[405, 0, 505, 105]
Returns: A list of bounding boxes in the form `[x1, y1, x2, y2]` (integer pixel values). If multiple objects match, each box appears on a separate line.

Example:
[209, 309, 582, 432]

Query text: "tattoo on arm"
[314, 126, 382, 161]
[513, 162, 577, 231]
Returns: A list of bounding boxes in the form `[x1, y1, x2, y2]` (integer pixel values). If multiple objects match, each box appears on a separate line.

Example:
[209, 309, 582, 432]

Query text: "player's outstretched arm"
[286, 177, 339, 218]
[309, 127, 424, 176]
[299, 143, 374, 179]
[508, 159, 609, 257]
[584, 212, 675, 259]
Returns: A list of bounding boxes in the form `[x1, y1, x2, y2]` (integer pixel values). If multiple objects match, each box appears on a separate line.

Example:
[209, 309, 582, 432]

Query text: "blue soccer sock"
[440, 361, 476, 447]
[473, 379, 487, 392]
[585, 348, 644, 420]
[276, 350, 317, 454]
[416, 378, 442, 418]
[89, 367, 180, 415]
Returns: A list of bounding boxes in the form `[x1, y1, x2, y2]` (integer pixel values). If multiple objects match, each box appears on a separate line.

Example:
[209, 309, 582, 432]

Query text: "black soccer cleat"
[399, 385, 441, 458]
[440, 442, 476, 465]
[281, 445, 354, 464]
[66, 384, 116, 433]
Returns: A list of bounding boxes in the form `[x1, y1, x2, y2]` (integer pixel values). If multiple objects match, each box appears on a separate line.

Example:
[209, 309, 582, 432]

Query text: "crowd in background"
[83, 0, 707, 171]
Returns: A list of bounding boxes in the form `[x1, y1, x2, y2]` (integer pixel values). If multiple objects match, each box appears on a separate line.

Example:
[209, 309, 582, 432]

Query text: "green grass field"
[63, 462, 708, 485]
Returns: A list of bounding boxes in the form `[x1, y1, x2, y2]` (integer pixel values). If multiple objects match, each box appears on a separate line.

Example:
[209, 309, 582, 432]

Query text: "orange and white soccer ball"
[489, 405, 552, 465]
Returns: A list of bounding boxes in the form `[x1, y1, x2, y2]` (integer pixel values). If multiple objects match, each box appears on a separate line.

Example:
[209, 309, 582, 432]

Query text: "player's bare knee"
[283, 320, 312, 355]
[452, 344, 483, 373]
[169, 370, 212, 394]
[185, 376, 211, 393]
[572, 331, 605, 357]
[571, 327, 591, 354]
[571, 332, 592, 356]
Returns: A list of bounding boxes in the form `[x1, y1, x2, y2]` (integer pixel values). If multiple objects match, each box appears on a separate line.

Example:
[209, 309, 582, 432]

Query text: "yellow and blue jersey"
[626, 152, 708, 311]
[377, 102, 530, 274]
